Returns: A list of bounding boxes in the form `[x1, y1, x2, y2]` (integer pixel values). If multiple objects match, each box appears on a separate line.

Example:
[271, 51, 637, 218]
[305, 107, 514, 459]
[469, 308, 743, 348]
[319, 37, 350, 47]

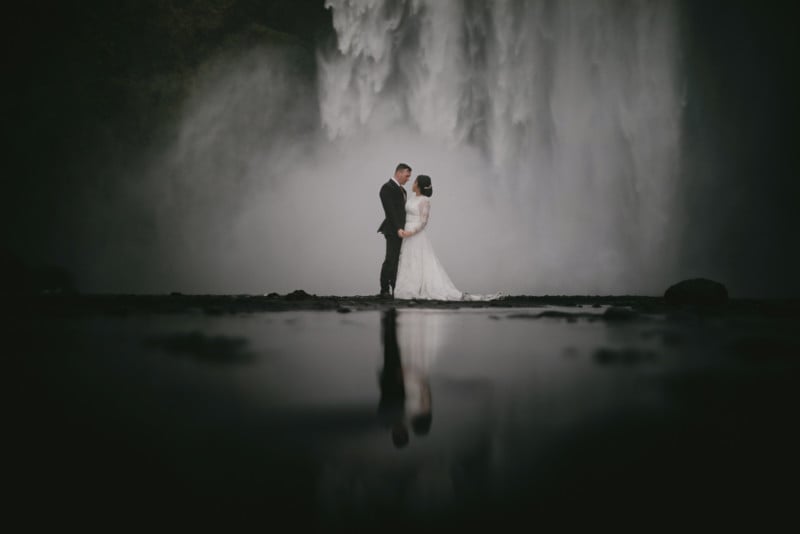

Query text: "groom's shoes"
[379, 289, 393, 300]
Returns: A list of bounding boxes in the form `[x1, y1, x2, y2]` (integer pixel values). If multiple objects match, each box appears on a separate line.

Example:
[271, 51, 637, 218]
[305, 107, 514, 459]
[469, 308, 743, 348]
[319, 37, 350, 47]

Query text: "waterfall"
[318, 0, 683, 294]
[132, 0, 684, 295]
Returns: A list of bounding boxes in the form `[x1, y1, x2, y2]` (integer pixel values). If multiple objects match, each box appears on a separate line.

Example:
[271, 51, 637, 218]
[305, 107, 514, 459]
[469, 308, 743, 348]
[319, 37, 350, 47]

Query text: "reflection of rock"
[594, 347, 656, 366]
[146, 332, 255, 364]
[507, 308, 642, 321]
[603, 306, 637, 321]
[507, 311, 595, 320]
[664, 278, 728, 307]
[642, 328, 684, 347]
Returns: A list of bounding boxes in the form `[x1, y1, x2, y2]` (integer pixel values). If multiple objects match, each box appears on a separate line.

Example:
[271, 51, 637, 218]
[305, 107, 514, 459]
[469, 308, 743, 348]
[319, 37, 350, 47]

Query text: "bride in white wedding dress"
[393, 175, 503, 301]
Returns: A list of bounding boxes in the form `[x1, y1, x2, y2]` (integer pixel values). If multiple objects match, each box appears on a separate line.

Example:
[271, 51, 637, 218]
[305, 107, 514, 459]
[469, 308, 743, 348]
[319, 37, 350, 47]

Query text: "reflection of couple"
[378, 163, 503, 301]
[379, 309, 433, 448]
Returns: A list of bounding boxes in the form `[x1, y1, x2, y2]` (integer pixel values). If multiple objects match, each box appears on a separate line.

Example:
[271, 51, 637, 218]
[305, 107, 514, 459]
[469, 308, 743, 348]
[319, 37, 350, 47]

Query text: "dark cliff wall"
[677, 0, 799, 296]
[3, 1, 331, 292]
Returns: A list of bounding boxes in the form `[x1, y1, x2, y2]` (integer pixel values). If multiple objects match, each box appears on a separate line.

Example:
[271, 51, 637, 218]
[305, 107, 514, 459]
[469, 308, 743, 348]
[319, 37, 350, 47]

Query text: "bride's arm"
[405, 199, 430, 236]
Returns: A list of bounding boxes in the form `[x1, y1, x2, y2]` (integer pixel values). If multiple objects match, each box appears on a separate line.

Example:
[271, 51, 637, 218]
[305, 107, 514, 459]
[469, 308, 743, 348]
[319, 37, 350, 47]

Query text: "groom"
[378, 163, 411, 298]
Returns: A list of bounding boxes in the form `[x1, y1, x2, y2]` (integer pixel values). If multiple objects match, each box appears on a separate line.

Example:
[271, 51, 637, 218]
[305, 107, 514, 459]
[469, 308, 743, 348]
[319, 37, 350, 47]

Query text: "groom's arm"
[392, 190, 407, 237]
[380, 186, 405, 235]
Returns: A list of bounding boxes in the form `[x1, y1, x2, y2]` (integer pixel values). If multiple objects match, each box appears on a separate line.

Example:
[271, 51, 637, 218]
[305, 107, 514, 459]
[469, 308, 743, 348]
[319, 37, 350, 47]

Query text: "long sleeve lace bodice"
[394, 193, 503, 301]
[404, 196, 430, 236]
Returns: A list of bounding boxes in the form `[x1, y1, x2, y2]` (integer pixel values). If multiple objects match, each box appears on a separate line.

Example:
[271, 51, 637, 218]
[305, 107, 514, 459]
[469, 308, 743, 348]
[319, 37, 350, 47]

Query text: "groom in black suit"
[378, 163, 411, 298]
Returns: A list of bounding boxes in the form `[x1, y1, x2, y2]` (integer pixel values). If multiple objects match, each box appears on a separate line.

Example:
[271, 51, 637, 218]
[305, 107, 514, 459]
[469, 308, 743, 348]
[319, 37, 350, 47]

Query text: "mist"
[79, 0, 680, 296]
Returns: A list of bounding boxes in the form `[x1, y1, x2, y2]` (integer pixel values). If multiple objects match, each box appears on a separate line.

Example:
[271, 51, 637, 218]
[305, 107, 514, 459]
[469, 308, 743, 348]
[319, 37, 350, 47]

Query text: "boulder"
[286, 289, 313, 300]
[664, 278, 728, 307]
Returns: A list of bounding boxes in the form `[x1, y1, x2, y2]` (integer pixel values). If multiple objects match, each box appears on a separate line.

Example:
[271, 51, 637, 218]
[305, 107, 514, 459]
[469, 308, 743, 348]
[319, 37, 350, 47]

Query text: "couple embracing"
[378, 163, 501, 301]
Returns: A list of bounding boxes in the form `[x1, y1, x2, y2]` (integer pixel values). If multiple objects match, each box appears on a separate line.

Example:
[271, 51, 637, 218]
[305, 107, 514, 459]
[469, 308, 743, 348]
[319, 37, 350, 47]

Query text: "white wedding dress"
[393, 195, 502, 301]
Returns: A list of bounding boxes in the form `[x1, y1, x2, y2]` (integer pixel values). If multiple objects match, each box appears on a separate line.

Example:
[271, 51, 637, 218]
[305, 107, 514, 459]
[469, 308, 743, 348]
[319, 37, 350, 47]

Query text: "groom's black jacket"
[378, 179, 406, 236]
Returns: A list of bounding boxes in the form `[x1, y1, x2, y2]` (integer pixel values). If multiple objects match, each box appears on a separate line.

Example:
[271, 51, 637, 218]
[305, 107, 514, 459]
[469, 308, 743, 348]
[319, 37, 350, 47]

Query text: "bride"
[393, 175, 502, 301]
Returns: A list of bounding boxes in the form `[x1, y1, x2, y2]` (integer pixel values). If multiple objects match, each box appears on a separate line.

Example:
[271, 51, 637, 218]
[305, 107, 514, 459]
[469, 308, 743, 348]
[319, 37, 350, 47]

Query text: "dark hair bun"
[416, 174, 433, 197]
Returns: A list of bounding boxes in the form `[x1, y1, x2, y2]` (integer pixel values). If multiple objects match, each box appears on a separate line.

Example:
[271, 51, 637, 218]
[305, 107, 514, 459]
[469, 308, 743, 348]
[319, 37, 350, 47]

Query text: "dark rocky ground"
[15, 290, 800, 318]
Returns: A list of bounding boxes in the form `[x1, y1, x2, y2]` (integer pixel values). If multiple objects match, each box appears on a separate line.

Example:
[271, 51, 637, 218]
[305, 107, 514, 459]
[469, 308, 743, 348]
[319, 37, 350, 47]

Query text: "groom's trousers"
[380, 234, 402, 293]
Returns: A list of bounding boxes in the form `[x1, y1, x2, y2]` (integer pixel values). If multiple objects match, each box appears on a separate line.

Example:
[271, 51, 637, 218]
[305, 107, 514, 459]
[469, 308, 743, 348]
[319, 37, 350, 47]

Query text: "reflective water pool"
[10, 306, 799, 526]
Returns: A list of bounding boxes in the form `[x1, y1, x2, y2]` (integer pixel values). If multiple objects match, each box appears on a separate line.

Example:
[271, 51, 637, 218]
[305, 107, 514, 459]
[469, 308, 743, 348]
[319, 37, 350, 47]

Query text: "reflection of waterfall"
[319, 0, 683, 294]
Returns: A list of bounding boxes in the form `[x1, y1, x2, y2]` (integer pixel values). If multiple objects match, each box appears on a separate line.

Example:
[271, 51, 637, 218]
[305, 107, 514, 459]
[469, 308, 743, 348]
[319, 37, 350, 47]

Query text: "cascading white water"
[118, 0, 683, 295]
[318, 0, 683, 294]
